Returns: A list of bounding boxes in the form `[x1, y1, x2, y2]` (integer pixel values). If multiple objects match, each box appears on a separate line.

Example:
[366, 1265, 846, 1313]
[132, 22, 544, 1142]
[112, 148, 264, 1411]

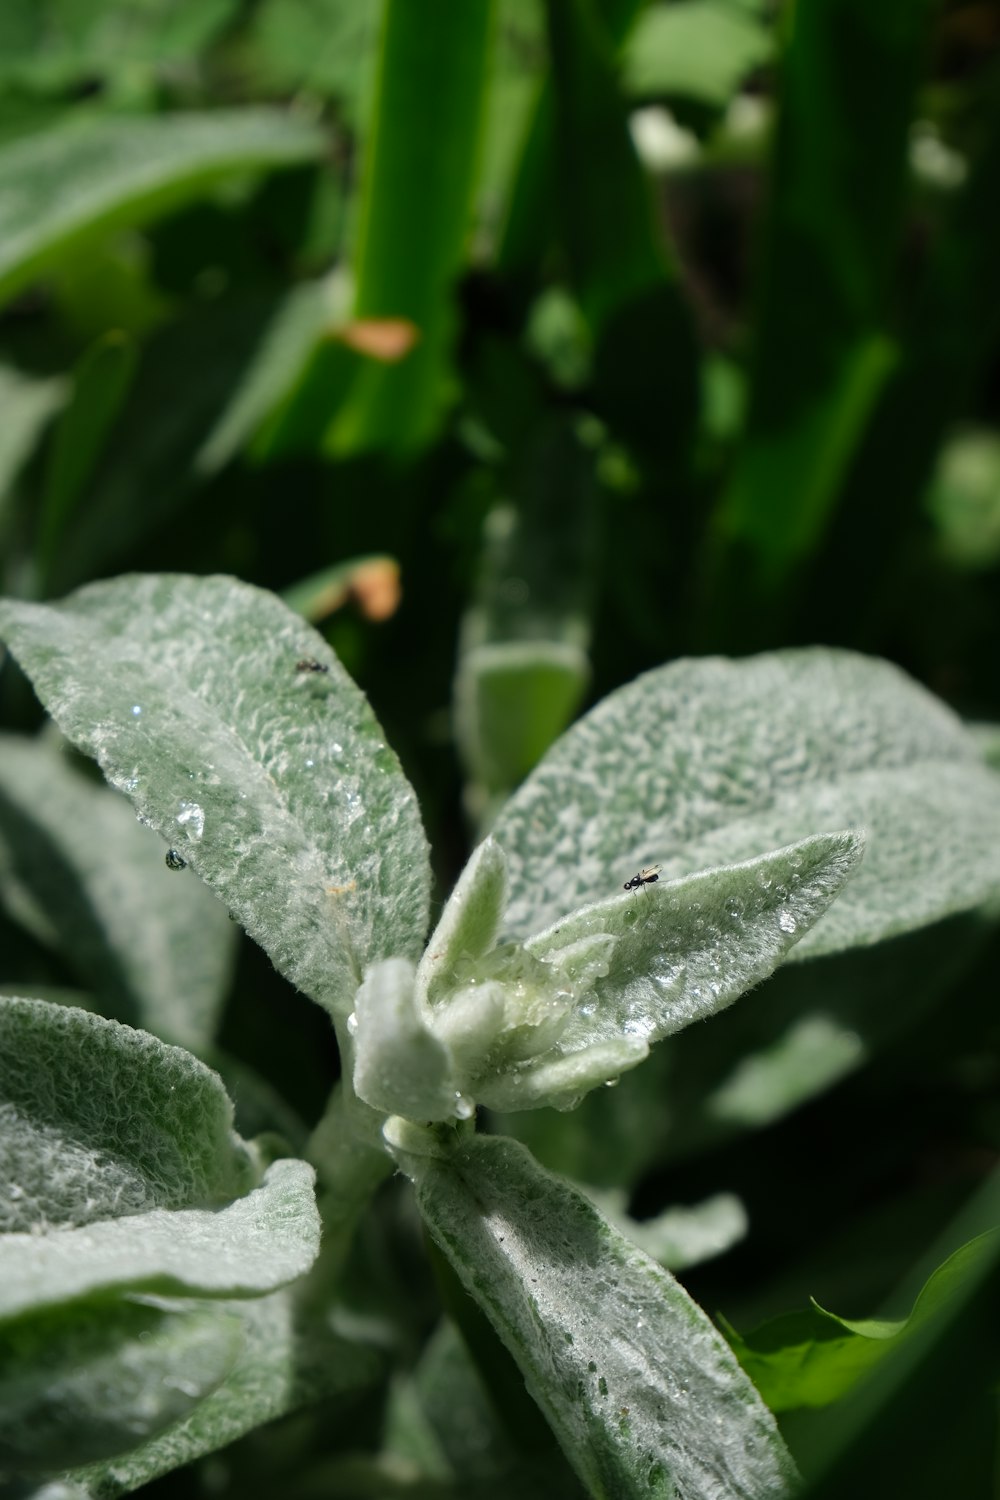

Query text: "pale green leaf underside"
[586, 1186, 748, 1271]
[494, 649, 1000, 955]
[0, 1158, 319, 1320]
[0, 111, 325, 309]
[0, 575, 431, 1021]
[0, 1300, 244, 1473]
[0, 996, 255, 1232]
[0, 733, 235, 1051]
[67, 1287, 380, 1500]
[401, 1133, 798, 1500]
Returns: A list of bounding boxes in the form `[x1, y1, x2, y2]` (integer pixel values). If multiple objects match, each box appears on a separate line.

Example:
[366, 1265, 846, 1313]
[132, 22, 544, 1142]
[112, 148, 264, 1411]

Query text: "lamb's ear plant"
[3, 574, 1000, 1497]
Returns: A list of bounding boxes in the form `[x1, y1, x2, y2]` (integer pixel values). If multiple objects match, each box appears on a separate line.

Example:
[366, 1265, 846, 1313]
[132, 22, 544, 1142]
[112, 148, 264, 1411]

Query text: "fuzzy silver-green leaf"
[0, 574, 431, 1022]
[398, 1132, 799, 1500]
[494, 648, 1000, 955]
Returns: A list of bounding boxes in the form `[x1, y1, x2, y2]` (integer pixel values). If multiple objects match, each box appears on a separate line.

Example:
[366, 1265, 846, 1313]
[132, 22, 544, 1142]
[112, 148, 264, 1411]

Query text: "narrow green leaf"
[194, 280, 330, 476]
[492, 648, 1000, 957]
[0, 364, 65, 526]
[0, 575, 431, 1024]
[0, 111, 326, 310]
[705, 0, 934, 608]
[397, 1132, 799, 1500]
[0, 733, 235, 1050]
[0, 996, 255, 1233]
[37, 331, 137, 578]
[543, 0, 698, 457]
[277, 0, 494, 456]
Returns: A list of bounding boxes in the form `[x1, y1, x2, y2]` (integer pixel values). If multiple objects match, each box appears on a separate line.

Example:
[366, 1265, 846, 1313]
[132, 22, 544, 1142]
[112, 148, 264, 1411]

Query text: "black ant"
[623, 864, 661, 894]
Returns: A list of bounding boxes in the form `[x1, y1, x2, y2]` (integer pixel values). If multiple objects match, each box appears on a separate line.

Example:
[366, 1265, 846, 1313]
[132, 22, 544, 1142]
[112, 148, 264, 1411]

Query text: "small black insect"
[165, 849, 187, 871]
[295, 657, 329, 674]
[623, 864, 661, 894]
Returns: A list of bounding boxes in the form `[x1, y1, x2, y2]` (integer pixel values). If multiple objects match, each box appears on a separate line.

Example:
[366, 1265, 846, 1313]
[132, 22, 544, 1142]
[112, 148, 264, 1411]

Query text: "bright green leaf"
[0, 575, 431, 1026]
[275, 0, 493, 457]
[724, 1228, 1000, 1412]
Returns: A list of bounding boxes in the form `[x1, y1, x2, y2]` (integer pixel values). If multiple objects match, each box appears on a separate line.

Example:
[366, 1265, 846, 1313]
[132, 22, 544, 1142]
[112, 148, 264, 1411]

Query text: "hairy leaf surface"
[493, 649, 1000, 954]
[0, 734, 235, 1050]
[399, 1132, 798, 1500]
[0, 575, 431, 1022]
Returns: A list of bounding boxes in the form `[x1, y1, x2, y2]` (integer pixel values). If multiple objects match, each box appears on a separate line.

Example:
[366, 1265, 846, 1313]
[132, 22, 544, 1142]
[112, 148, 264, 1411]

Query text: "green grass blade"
[705, 0, 934, 620]
[275, 0, 494, 457]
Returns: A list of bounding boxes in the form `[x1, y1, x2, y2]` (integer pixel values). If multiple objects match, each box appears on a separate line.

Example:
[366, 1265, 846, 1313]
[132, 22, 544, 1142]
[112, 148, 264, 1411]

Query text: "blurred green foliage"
[1, 0, 1000, 1494]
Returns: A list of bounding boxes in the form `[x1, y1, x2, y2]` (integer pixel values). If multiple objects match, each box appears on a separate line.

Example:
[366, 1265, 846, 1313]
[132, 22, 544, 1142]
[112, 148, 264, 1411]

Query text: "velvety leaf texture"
[0, 996, 255, 1233]
[526, 831, 865, 1048]
[0, 575, 431, 1022]
[67, 1289, 379, 1499]
[401, 1133, 799, 1500]
[493, 648, 1000, 955]
[0, 733, 235, 1050]
[0, 1300, 244, 1472]
[0, 1157, 320, 1318]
